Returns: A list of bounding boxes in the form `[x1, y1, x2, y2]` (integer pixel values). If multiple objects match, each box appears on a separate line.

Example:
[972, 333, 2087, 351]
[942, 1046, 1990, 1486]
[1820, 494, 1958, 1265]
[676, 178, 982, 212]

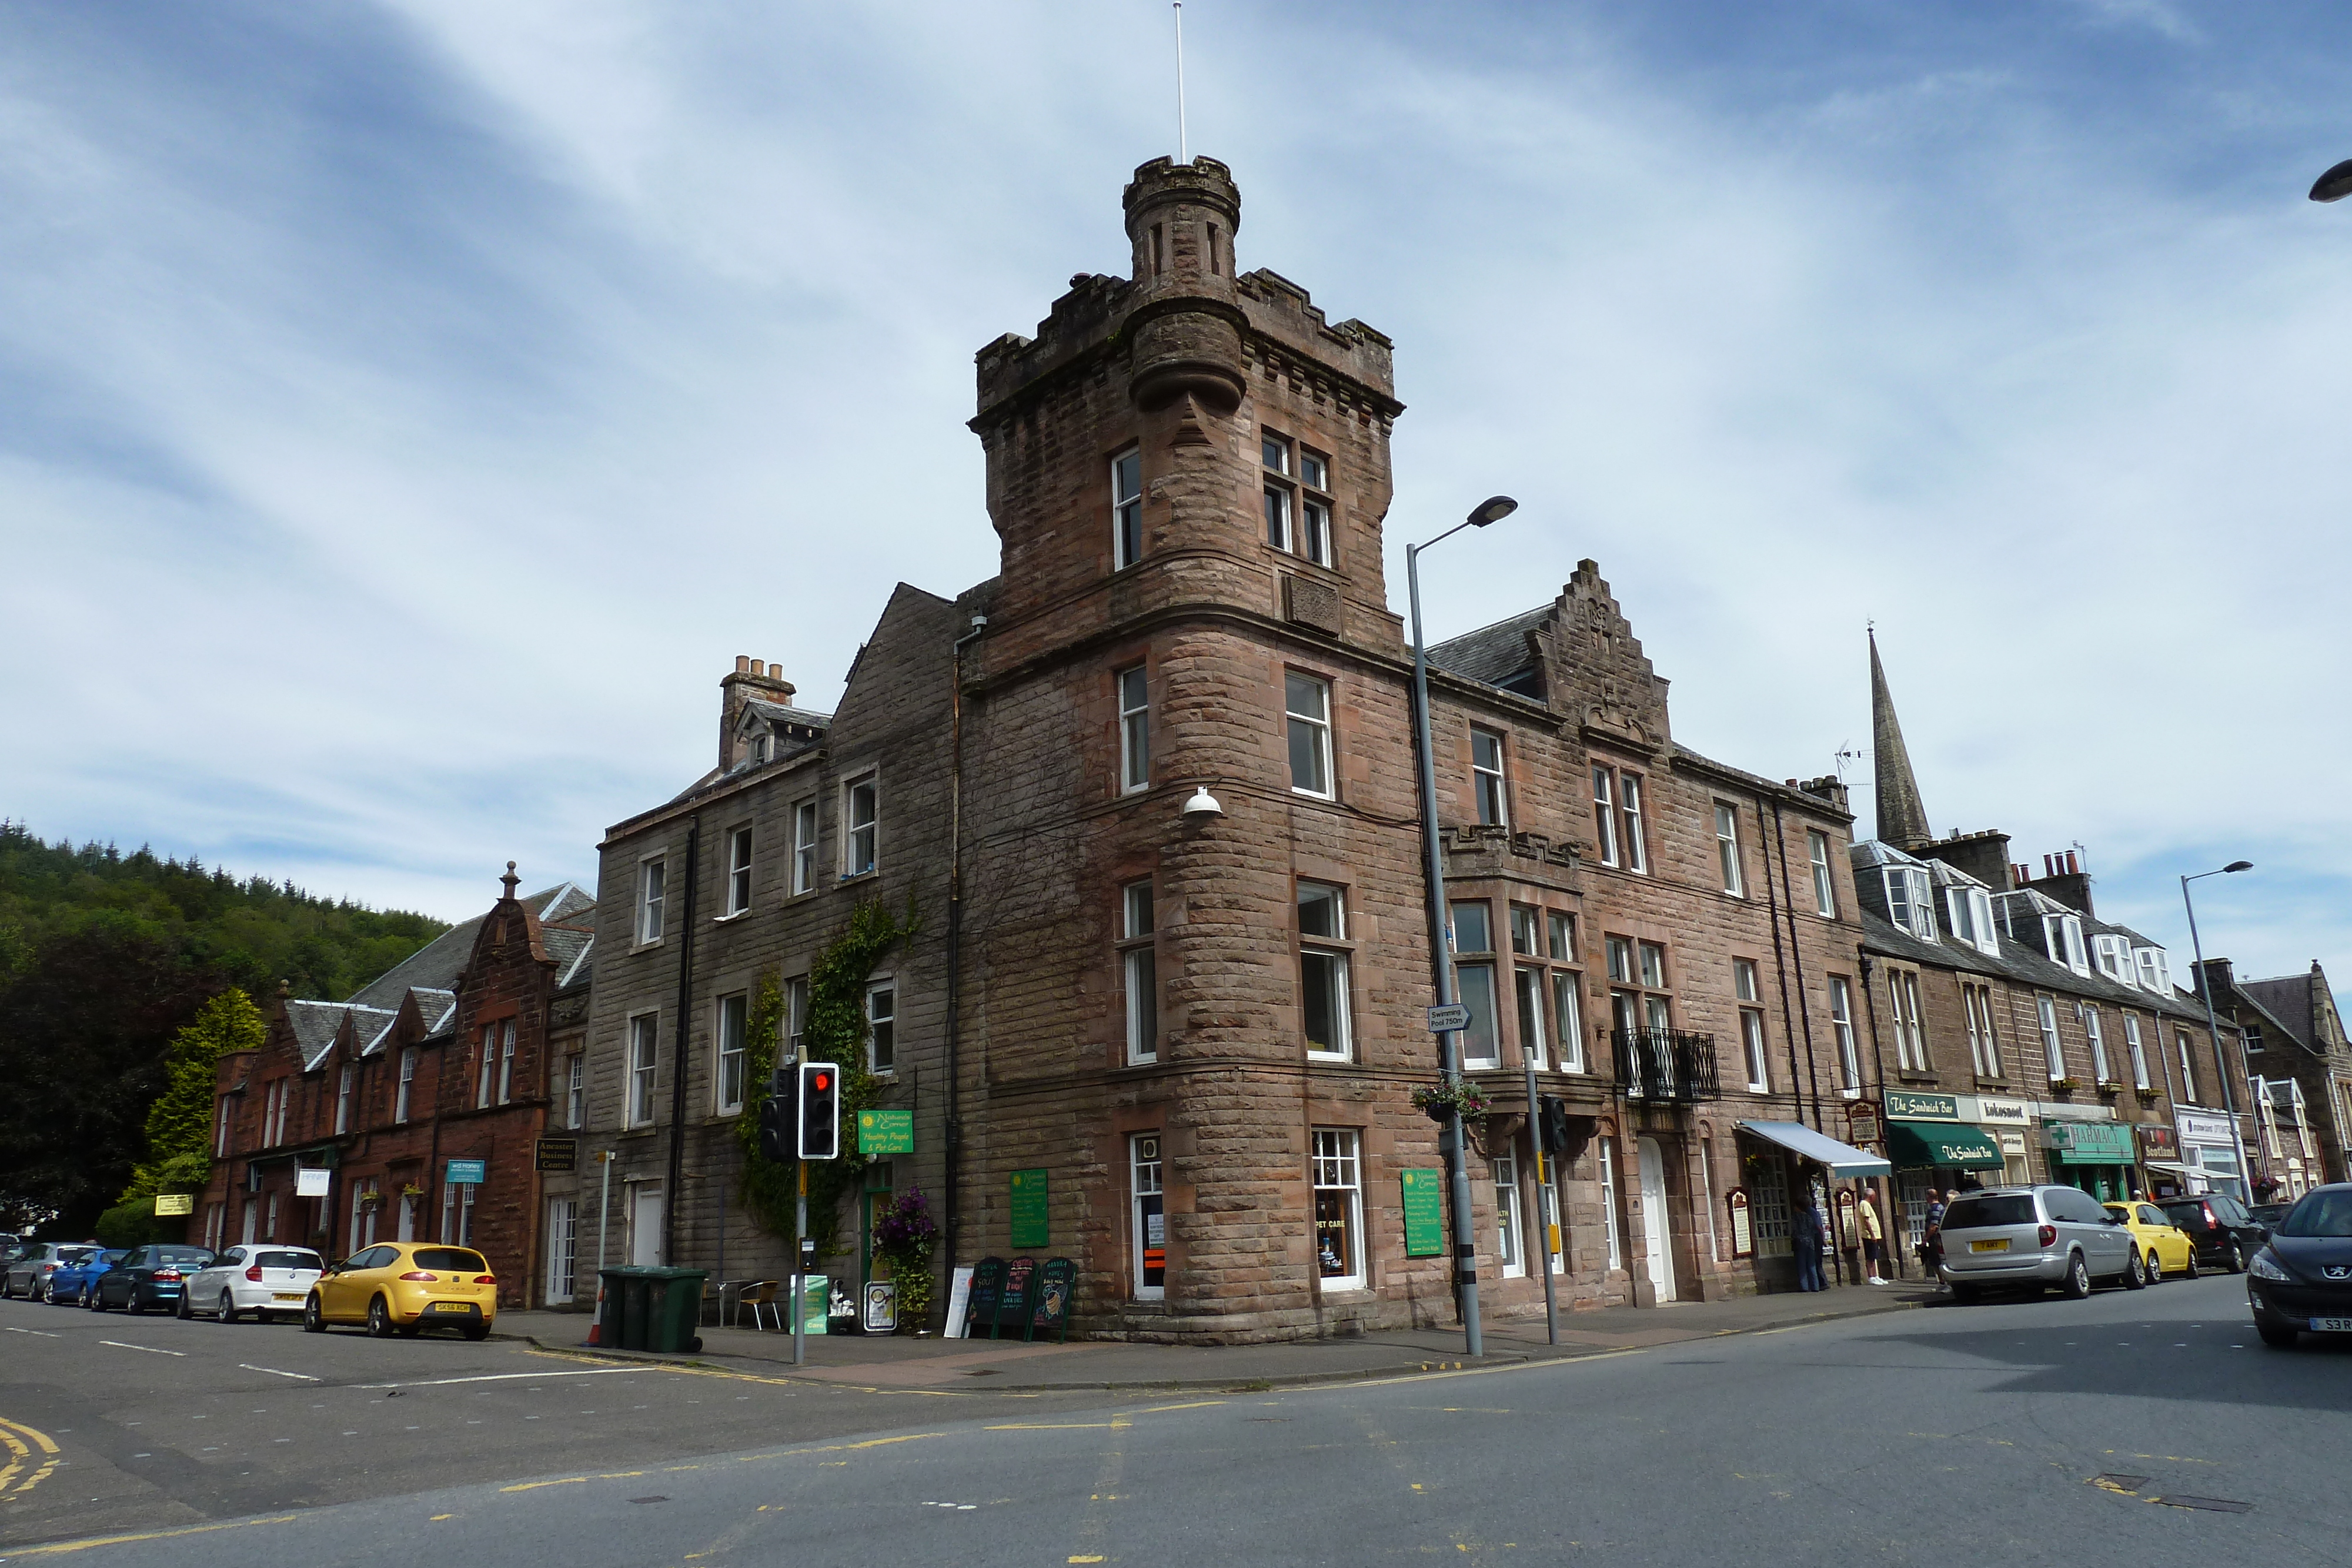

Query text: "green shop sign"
[2045, 1121, 2135, 1164]
[1009, 1168, 1050, 1249]
[857, 1108, 914, 1155]
[1883, 1091, 1959, 1122]
[1401, 1170, 1445, 1258]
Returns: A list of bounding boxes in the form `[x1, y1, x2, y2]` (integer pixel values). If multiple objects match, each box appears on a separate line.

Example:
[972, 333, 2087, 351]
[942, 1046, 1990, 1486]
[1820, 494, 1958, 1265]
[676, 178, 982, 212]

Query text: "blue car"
[46, 1248, 128, 1306]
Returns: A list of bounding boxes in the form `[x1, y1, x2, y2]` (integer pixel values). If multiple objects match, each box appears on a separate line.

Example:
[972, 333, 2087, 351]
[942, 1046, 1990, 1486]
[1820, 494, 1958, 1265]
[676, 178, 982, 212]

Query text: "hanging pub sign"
[1726, 1188, 1755, 1259]
[1844, 1102, 1881, 1145]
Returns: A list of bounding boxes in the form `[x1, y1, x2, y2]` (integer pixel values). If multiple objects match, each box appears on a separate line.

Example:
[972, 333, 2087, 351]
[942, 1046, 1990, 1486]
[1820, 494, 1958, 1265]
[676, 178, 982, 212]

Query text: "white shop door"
[1637, 1137, 1677, 1302]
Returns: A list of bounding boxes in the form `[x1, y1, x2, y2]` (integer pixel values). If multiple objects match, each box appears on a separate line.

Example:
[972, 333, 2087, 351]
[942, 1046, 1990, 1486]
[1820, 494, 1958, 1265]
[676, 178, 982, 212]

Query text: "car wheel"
[86, 1285, 105, 1312]
[366, 1296, 395, 1339]
[2144, 1250, 2162, 1285]
[126, 1289, 145, 1315]
[176, 1288, 192, 1319]
[218, 1291, 239, 1325]
[2185, 1249, 2201, 1280]
[2257, 1321, 2299, 1348]
[462, 1323, 490, 1342]
[2227, 1242, 2245, 1274]
[303, 1293, 327, 1333]
[2122, 1249, 2147, 1290]
[2063, 1253, 2093, 1299]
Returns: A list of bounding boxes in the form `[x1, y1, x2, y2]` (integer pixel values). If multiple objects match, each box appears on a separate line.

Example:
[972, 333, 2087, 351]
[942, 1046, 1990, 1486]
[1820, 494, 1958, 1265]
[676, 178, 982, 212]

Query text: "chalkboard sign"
[1400, 1170, 1445, 1258]
[961, 1257, 1005, 1339]
[994, 1256, 1038, 1339]
[1726, 1188, 1754, 1259]
[1028, 1257, 1076, 1343]
[1010, 1169, 1049, 1249]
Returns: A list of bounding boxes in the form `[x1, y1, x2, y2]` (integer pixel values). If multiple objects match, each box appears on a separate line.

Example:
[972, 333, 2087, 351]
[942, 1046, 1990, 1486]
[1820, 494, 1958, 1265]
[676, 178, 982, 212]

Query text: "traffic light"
[1539, 1095, 1574, 1159]
[797, 1061, 841, 1160]
[758, 1091, 791, 1163]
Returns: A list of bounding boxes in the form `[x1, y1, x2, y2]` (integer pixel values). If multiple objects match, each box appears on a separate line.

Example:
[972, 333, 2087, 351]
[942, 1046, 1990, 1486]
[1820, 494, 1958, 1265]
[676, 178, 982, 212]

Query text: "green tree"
[121, 988, 266, 1201]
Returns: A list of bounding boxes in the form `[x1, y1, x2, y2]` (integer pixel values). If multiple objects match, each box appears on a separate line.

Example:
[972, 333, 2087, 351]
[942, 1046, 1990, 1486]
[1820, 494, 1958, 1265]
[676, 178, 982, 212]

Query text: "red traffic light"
[812, 1072, 831, 1091]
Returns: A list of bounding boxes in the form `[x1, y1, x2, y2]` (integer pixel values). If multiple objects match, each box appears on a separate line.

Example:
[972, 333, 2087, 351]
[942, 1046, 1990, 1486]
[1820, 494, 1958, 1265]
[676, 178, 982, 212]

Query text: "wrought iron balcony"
[1611, 1028, 1722, 1105]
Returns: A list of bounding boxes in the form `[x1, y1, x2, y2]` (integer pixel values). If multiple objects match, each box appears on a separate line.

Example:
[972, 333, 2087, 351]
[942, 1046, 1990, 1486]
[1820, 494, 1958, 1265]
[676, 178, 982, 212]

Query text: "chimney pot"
[734, 655, 750, 674]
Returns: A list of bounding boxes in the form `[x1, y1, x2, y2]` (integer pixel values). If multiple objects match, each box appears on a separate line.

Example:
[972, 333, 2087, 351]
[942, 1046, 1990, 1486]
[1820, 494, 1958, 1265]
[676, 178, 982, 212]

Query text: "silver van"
[1937, 1185, 2137, 1300]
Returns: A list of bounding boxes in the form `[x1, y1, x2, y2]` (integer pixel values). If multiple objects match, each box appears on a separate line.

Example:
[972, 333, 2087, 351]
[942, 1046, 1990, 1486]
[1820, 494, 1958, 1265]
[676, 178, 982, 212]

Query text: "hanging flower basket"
[2134, 1087, 2162, 1103]
[399, 1183, 426, 1203]
[1412, 1080, 1491, 1125]
[357, 1191, 383, 1212]
[2049, 1077, 2081, 1092]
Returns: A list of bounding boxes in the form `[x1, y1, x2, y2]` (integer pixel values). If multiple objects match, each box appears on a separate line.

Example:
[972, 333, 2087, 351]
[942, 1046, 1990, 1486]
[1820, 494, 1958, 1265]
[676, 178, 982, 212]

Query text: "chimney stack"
[719, 655, 798, 770]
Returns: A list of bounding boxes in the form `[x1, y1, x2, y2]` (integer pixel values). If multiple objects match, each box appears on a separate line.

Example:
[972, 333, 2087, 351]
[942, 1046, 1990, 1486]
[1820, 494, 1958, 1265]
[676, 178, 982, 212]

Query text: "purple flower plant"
[873, 1186, 939, 1252]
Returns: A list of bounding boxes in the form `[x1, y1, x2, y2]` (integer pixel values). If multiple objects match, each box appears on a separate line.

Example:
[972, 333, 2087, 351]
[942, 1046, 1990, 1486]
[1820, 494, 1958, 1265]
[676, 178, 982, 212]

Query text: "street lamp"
[1407, 494, 1516, 1358]
[2181, 861, 2259, 1202]
[2311, 160, 2352, 203]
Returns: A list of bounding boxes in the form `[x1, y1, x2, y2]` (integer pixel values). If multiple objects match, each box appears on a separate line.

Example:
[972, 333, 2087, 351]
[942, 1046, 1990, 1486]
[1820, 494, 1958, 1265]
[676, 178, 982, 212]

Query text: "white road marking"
[355, 1369, 638, 1390]
[239, 1365, 321, 1382]
[98, 1342, 186, 1358]
[4, 1326, 60, 1338]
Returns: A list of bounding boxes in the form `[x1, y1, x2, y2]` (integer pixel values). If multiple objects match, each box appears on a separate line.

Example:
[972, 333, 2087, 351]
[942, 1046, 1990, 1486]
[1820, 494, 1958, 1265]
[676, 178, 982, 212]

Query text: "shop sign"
[2136, 1124, 2180, 1159]
[1400, 1170, 1446, 1258]
[534, 1138, 577, 1173]
[1726, 1188, 1754, 1259]
[295, 1166, 331, 1198]
[2178, 1112, 2236, 1145]
[1009, 1168, 1050, 1249]
[1844, 1102, 1880, 1144]
[446, 1158, 487, 1186]
[2043, 1122, 2134, 1159]
[153, 1193, 194, 1216]
[857, 1108, 914, 1155]
[1997, 1132, 2027, 1156]
[1969, 1097, 2033, 1128]
[1884, 1091, 1959, 1122]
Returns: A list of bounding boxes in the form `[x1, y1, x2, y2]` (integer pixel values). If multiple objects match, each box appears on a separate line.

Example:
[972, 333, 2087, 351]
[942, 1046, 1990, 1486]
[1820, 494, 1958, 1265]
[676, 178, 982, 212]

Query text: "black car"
[88, 1244, 216, 1313]
[2156, 1192, 2267, 1273]
[2249, 1185, 2352, 1348]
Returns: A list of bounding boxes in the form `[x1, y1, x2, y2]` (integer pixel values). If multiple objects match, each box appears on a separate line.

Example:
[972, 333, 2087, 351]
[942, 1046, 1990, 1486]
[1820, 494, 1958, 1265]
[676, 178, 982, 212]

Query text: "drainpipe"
[664, 815, 701, 1266]
[1770, 800, 1827, 1131]
[945, 614, 987, 1288]
[1756, 797, 1806, 1129]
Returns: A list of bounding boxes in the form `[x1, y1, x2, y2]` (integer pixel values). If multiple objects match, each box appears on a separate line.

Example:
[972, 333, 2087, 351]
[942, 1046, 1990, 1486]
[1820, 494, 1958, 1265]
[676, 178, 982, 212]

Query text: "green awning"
[1885, 1120, 2004, 1171]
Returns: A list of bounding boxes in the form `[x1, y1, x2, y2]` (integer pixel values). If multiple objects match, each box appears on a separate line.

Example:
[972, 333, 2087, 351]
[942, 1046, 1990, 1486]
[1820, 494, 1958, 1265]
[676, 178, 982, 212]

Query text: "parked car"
[180, 1245, 324, 1323]
[2, 1243, 100, 1300]
[2156, 1192, 2267, 1273]
[1938, 1185, 2137, 1300]
[302, 1242, 497, 1340]
[2248, 1202, 2293, 1228]
[45, 1249, 126, 1306]
[2103, 1202, 2197, 1282]
[2248, 1184, 2352, 1348]
[87, 1244, 217, 1313]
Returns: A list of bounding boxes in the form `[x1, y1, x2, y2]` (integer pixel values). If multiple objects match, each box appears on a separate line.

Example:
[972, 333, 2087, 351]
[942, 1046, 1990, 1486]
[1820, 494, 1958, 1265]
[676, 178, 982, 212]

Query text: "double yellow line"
[0, 1414, 61, 1500]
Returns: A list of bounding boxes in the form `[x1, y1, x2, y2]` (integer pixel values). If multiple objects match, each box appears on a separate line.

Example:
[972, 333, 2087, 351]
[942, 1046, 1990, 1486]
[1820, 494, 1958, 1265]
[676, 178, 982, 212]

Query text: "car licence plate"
[431, 1301, 472, 1313]
[272, 1293, 302, 1302]
[1970, 1239, 2009, 1253]
[2311, 1317, 2352, 1333]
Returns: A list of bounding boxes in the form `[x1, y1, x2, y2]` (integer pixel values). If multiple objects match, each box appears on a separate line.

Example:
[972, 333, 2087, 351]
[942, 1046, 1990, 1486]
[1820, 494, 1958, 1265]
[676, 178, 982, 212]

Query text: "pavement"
[500, 1278, 1944, 1390]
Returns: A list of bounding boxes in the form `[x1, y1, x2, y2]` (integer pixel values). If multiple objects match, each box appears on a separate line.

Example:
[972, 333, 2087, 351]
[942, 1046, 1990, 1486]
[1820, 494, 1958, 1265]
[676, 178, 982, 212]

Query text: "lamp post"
[2310, 160, 2352, 202]
[1408, 494, 1516, 1359]
[2181, 861, 2257, 1200]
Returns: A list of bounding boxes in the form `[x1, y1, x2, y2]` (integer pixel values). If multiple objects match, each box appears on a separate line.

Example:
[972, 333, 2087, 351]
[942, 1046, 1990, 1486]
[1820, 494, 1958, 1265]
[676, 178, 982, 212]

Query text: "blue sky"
[2, 1, 2345, 995]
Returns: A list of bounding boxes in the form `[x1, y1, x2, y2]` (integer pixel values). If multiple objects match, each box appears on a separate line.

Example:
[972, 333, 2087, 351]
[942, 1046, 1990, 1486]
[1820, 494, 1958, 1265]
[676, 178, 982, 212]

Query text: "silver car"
[2, 1243, 99, 1300]
[1937, 1185, 2138, 1300]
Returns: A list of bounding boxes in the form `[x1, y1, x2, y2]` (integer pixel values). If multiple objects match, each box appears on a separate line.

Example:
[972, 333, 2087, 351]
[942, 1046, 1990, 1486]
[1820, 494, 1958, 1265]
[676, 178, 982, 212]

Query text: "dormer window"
[1942, 886, 1999, 957]
[2043, 914, 2089, 975]
[2134, 947, 2171, 994]
[1883, 867, 1936, 941]
[2092, 934, 2135, 987]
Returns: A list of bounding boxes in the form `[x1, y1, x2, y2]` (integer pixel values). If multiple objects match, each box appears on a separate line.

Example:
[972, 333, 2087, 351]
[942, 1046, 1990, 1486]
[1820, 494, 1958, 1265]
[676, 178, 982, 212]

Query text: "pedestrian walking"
[1792, 1196, 1826, 1292]
[1859, 1189, 1887, 1284]
[1922, 1189, 1948, 1284]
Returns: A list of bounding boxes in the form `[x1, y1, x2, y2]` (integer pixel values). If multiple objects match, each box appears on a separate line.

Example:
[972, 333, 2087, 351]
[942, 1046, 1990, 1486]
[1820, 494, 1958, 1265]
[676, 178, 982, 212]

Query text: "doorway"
[1636, 1136, 1677, 1302]
[630, 1184, 663, 1266]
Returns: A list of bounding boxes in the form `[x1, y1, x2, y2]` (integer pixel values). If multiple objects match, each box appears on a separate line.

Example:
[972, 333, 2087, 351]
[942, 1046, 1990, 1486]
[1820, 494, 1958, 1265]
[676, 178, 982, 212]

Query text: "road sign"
[1426, 1004, 1472, 1032]
[445, 1159, 487, 1185]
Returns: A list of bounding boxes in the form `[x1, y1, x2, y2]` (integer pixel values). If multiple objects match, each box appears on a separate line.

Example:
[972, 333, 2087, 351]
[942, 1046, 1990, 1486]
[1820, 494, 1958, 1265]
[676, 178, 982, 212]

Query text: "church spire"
[1870, 629, 1933, 850]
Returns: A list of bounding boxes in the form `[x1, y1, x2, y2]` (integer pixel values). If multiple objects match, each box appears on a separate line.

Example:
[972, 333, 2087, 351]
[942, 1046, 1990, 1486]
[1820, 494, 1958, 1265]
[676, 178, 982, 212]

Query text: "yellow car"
[302, 1241, 497, 1340]
[2104, 1201, 2199, 1285]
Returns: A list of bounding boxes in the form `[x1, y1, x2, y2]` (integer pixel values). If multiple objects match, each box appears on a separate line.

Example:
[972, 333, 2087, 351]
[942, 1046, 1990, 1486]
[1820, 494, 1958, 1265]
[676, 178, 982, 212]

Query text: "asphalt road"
[2, 1272, 2344, 1566]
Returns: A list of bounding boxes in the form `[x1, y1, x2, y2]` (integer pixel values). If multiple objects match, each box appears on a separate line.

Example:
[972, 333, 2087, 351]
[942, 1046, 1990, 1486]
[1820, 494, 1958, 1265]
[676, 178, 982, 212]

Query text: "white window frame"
[1599, 1138, 1623, 1272]
[396, 1047, 417, 1125]
[1309, 1128, 1365, 1292]
[2093, 934, 2131, 985]
[1515, 964, 1548, 1071]
[1299, 881, 1354, 1062]
[2084, 1005, 2112, 1084]
[866, 981, 897, 1073]
[1884, 867, 1936, 942]
[1946, 887, 1979, 948]
[2123, 1014, 2150, 1090]
[545, 1197, 578, 1304]
[476, 1024, 495, 1108]
[1551, 968, 1585, 1073]
[1130, 1132, 1165, 1300]
[2037, 994, 2065, 1081]
[1963, 983, 2001, 1079]
[791, 800, 818, 895]
[1492, 1151, 1525, 1278]
[2176, 1029, 2197, 1102]
[1714, 803, 1745, 897]
[216, 1098, 232, 1157]
[785, 977, 809, 1063]
[336, 1063, 355, 1135]
[1122, 880, 1158, 1065]
[1734, 959, 1768, 1091]
[844, 774, 879, 877]
[1808, 830, 1837, 917]
[497, 1019, 516, 1105]
[1829, 977, 1860, 1095]
[1285, 672, 1334, 799]
[1118, 665, 1150, 794]
[627, 1012, 659, 1128]
[1471, 729, 1508, 827]
[1111, 446, 1144, 570]
[2135, 948, 2171, 994]
[1591, 767, 1619, 866]
[637, 857, 667, 945]
[1891, 969, 1929, 1072]
[724, 824, 754, 917]
[2046, 914, 2089, 976]
[1619, 773, 1648, 874]
[716, 992, 749, 1115]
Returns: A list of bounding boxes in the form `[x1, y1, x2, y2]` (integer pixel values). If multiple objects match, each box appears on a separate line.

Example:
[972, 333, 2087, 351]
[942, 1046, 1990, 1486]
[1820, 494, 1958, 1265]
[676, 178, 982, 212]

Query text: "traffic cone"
[587, 1281, 603, 1346]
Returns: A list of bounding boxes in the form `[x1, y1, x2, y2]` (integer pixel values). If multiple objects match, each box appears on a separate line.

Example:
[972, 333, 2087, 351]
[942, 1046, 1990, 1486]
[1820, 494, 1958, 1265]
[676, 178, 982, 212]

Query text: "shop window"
[1131, 1134, 1165, 1299]
[1311, 1129, 1365, 1290]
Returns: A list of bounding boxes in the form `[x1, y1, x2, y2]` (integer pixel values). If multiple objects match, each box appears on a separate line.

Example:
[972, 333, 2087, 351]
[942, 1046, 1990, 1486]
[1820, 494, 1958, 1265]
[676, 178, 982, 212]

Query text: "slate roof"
[1427, 606, 1549, 690]
[544, 927, 594, 991]
[2239, 974, 2317, 1052]
[1857, 908, 2212, 1026]
[343, 883, 586, 1011]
